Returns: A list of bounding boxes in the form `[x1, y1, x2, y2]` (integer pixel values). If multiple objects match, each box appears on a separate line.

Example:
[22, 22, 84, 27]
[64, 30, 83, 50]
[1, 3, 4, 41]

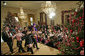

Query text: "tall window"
[30, 17, 33, 25]
[51, 20, 54, 25]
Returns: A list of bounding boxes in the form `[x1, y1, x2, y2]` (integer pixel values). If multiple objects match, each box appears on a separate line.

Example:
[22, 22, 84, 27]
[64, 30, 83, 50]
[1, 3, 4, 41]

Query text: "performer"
[12, 30, 25, 53]
[32, 23, 39, 49]
[2, 26, 13, 53]
[22, 27, 28, 47]
[25, 31, 34, 54]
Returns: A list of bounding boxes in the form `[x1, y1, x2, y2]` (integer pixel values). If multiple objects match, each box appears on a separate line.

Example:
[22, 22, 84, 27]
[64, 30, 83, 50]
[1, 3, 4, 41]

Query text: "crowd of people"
[2, 23, 66, 54]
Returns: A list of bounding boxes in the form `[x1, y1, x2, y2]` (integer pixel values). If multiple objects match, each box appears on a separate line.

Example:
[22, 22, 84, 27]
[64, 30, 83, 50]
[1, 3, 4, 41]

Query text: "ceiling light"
[18, 7, 27, 19]
[41, 1, 56, 18]
[3, 1, 6, 5]
[49, 12, 55, 19]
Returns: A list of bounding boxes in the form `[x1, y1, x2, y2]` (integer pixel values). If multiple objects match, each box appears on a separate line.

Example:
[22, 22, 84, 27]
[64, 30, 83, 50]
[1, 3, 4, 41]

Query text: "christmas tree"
[57, 1, 84, 55]
[3, 12, 19, 28]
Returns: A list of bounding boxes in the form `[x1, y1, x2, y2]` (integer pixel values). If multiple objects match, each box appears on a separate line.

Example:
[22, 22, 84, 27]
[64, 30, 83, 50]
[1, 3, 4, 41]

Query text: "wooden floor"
[1, 39, 61, 55]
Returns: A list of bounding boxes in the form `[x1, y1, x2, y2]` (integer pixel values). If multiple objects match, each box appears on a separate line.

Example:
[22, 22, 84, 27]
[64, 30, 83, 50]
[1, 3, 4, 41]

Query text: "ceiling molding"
[1, 1, 79, 10]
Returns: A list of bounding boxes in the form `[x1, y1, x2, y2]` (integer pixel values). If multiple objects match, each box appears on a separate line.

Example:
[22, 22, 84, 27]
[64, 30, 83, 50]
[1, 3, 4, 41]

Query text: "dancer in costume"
[32, 23, 39, 49]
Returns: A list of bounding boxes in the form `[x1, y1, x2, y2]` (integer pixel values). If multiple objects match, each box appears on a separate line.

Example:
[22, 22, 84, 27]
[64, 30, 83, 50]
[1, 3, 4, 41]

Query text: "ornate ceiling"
[1, 1, 79, 10]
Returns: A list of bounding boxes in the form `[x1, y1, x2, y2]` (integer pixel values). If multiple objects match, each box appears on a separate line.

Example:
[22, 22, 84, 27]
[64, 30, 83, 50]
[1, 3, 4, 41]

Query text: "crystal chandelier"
[41, 1, 56, 18]
[75, 1, 84, 12]
[18, 7, 27, 19]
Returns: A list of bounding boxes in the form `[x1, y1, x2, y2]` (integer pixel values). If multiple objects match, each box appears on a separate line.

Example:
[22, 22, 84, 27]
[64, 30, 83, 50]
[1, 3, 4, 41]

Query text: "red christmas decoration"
[80, 40, 84, 47]
[77, 41, 79, 43]
[74, 12, 77, 16]
[76, 37, 79, 41]
[82, 40, 84, 45]
[72, 37, 75, 42]
[72, 40, 75, 42]
[67, 43, 71, 46]
[72, 19, 75, 23]
[79, 17, 82, 19]
[58, 47, 61, 50]
[57, 41, 60, 45]
[70, 29, 73, 33]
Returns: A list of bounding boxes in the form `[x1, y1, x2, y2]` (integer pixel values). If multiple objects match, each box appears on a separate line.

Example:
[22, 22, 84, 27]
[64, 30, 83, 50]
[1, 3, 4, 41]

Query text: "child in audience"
[41, 33, 46, 44]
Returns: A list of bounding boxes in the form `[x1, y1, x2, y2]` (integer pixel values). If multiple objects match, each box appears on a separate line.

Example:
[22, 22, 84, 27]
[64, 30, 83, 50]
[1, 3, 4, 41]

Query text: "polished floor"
[1, 39, 61, 55]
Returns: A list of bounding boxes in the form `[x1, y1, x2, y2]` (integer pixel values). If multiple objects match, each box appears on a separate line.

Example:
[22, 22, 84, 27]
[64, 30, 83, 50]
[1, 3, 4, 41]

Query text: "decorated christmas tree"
[3, 12, 19, 28]
[57, 1, 84, 55]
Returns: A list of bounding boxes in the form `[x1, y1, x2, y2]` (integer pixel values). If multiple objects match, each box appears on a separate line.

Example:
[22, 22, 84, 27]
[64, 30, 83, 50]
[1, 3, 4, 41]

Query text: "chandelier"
[41, 1, 56, 18]
[18, 7, 27, 19]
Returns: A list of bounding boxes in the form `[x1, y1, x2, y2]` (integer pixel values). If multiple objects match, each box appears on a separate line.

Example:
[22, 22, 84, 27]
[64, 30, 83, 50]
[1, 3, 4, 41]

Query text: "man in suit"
[25, 31, 34, 54]
[2, 26, 13, 53]
[22, 27, 28, 47]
